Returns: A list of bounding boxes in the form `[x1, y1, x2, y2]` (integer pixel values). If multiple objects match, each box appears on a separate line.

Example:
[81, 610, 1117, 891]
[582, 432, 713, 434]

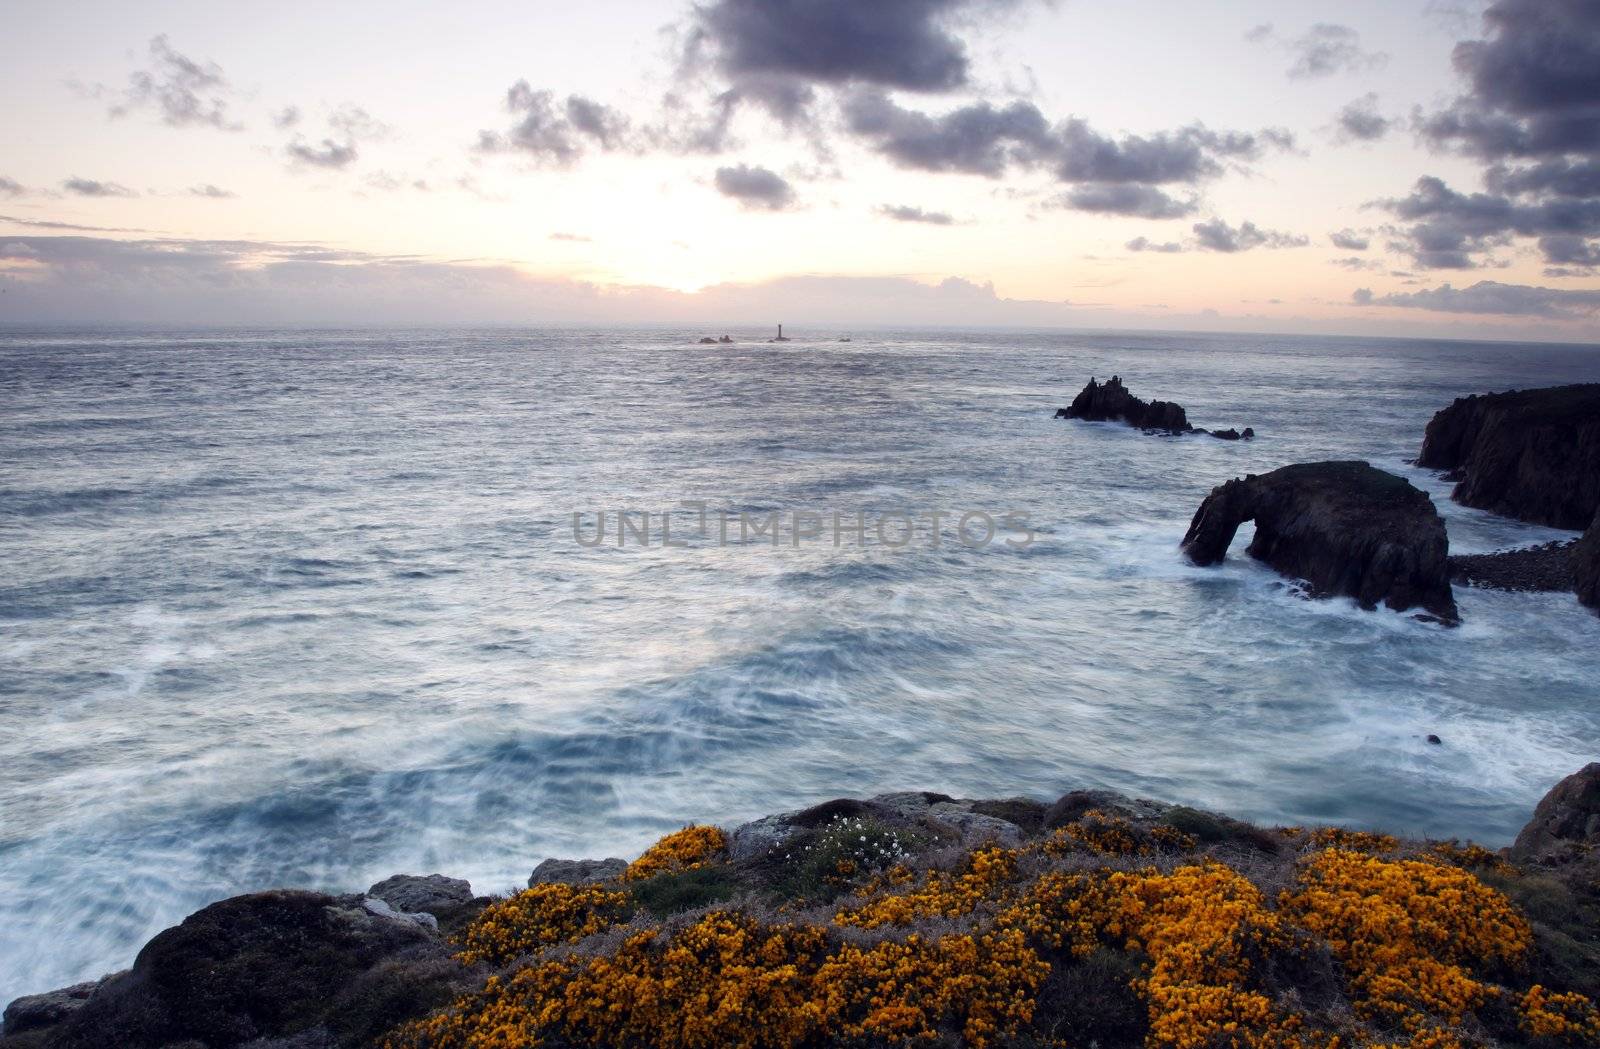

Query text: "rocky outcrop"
[365, 874, 473, 919]
[1577, 509, 1600, 613]
[1418, 384, 1600, 529]
[21, 890, 467, 1049]
[1057, 375, 1193, 433]
[1510, 763, 1600, 863]
[528, 857, 628, 887]
[1182, 461, 1459, 622]
[1, 981, 103, 1037]
[1056, 375, 1255, 438]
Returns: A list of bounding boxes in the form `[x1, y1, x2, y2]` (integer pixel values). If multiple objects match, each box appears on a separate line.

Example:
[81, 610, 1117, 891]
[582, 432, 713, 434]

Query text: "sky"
[2, 0, 1600, 341]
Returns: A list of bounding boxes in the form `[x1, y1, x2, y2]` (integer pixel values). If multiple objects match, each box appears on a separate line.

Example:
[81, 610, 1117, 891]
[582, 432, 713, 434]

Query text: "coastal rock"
[362, 896, 438, 933]
[528, 857, 627, 887]
[1059, 375, 1191, 433]
[1511, 763, 1600, 863]
[1182, 461, 1459, 623]
[1207, 427, 1255, 441]
[1, 980, 102, 1035]
[364, 874, 473, 918]
[40, 890, 447, 1048]
[1576, 509, 1600, 613]
[1045, 789, 1172, 829]
[1418, 383, 1600, 529]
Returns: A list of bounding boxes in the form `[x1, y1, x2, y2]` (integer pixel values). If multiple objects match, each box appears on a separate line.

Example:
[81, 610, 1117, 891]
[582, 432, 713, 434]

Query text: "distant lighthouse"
[770, 323, 791, 343]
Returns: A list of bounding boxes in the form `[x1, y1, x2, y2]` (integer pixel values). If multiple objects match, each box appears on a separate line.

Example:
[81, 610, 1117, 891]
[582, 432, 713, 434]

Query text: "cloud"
[272, 106, 301, 129]
[549, 232, 592, 242]
[188, 184, 235, 199]
[284, 104, 388, 171]
[1058, 183, 1196, 218]
[286, 139, 358, 169]
[1191, 218, 1309, 252]
[1376, 174, 1600, 269]
[841, 89, 1291, 216]
[1333, 256, 1382, 270]
[0, 177, 24, 197]
[1334, 94, 1392, 142]
[713, 163, 797, 210]
[0, 214, 157, 233]
[104, 35, 238, 130]
[686, 0, 1017, 95]
[1387, 1, 1600, 269]
[476, 82, 636, 166]
[1126, 236, 1183, 253]
[62, 177, 136, 198]
[0, 232, 1101, 327]
[1286, 24, 1388, 79]
[878, 204, 954, 224]
[841, 90, 1053, 176]
[1329, 228, 1370, 250]
[1354, 279, 1600, 317]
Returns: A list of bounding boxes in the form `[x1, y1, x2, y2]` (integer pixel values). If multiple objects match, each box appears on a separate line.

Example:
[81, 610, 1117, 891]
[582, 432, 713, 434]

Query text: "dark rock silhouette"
[1059, 375, 1192, 433]
[697, 337, 717, 344]
[718, 335, 733, 343]
[33, 890, 465, 1048]
[1510, 762, 1600, 863]
[1418, 384, 1600, 529]
[1576, 508, 1600, 613]
[1182, 461, 1459, 623]
[1056, 376, 1253, 438]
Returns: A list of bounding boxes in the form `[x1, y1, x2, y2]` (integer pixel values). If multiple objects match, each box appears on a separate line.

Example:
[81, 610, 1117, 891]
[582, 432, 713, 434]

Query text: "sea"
[2, 326, 1598, 1002]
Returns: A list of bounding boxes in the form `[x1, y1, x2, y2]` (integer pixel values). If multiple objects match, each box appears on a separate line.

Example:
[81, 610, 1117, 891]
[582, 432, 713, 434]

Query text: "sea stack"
[1058, 375, 1192, 433]
[1182, 461, 1459, 623]
[1418, 383, 1600, 529]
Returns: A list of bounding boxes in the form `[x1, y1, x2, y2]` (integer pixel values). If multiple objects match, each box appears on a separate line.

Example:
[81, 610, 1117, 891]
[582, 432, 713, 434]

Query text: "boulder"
[1510, 763, 1600, 863]
[41, 890, 447, 1049]
[528, 857, 627, 887]
[364, 874, 473, 917]
[1418, 383, 1600, 529]
[1058, 375, 1192, 433]
[2, 980, 102, 1036]
[1577, 509, 1600, 613]
[1449, 540, 1577, 593]
[1182, 461, 1459, 623]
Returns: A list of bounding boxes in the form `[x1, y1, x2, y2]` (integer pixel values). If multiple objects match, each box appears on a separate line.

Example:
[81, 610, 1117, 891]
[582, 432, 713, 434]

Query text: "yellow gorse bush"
[389, 817, 1578, 1049]
[1280, 848, 1532, 1045]
[454, 881, 633, 967]
[621, 824, 728, 881]
[1518, 985, 1600, 1044]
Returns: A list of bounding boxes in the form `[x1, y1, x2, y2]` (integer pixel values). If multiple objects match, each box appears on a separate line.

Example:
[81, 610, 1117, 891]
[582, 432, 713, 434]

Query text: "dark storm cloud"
[879, 204, 955, 224]
[476, 83, 636, 165]
[1060, 183, 1196, 219]
[687, 0, 1019, 94]
[102, 35, 239, 130]
[1354, 279, 1600, 317]
[62, 177, 136, 198]
[1329, 229, 1370, 250]
[1053, 120, 1286, 185]
[1125, 236, 1183, 253]
[713, 164, 797, 210]
[188, 184, 235, 199]
[1191, 219, 1308, 252]
[1335, 94, 1391, 142]
[1384, 1, 1600, 269]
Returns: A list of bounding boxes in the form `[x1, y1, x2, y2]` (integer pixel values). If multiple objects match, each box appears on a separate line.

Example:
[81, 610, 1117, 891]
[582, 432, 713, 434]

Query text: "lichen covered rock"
[1182, 460, 1459, 622]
